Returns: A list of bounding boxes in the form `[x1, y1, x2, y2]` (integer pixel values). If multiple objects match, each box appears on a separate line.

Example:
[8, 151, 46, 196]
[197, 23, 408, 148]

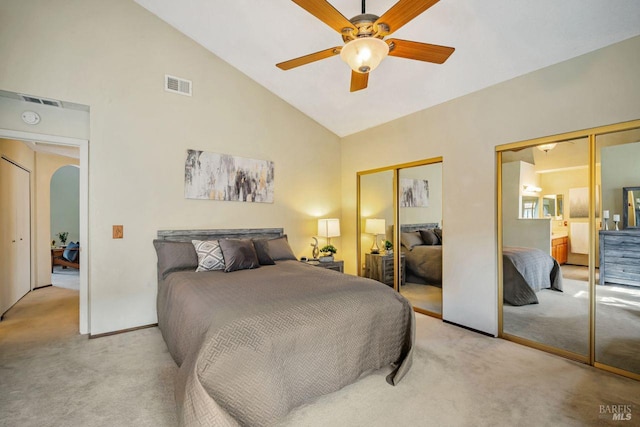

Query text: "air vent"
[18, 93, 62, 107]
[165, 75, 192, 96]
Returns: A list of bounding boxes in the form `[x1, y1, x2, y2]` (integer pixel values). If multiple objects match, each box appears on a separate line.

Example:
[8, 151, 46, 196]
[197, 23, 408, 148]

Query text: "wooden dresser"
[599, 230, 640, 287]
[364, 252, 405, 287]
[551, 236, 568, 265]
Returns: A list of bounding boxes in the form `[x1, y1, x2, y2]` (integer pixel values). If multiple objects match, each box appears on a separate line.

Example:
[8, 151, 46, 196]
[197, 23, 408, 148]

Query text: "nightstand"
[305, 260, 344, 273]
[364, 253, 405, 287]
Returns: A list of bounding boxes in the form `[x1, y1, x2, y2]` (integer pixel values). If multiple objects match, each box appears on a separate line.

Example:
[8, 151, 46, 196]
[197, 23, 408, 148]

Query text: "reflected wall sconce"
[523, 185, 542, 193]
[365, 218, 386, 254]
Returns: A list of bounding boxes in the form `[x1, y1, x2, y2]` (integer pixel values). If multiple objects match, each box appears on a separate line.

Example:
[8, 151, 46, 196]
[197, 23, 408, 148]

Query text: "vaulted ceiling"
[135, 0, 640, 137]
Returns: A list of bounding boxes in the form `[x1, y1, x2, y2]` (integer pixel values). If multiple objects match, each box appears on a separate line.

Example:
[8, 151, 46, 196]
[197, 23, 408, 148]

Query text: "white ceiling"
[135, 0, 640, 137]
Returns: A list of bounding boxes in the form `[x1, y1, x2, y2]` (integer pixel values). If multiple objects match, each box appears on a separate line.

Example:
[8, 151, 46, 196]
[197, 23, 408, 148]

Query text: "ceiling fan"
[276, 0, 455, 92]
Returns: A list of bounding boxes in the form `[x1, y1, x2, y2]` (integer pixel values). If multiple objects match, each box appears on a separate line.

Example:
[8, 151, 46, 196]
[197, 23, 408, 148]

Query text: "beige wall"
[342, 36, 640, 335]
[399, 162, 442, 227]
[1, 0, 340, 334]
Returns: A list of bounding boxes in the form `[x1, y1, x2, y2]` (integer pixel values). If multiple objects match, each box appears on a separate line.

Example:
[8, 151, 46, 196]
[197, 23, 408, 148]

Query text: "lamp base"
[370, 238, 380, 254]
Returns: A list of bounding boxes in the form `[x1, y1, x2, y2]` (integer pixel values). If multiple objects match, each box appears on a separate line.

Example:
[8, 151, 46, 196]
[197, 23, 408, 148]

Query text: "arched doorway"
[50, 165, 80, 290]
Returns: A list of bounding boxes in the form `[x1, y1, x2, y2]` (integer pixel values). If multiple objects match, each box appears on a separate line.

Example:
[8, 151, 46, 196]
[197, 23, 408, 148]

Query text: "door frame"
[0, 128, 89, 334]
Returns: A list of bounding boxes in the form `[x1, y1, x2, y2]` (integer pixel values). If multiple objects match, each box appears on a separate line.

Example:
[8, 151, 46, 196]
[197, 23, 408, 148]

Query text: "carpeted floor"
[503, 277, 640, 373]
[50, 266, 80, 291]
[400, 282, 442, 314]
[0, 286, 177, 427]
[1, 286, 639, 426]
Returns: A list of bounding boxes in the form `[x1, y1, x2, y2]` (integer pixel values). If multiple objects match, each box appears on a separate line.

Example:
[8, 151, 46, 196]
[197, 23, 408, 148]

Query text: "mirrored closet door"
[359, 169, 394, 287]
[398, 162, 443, 316]
[595, 127, 640, 376]
[498, 119, 640, 380]
[357, 158, 443, 318]
[500, 138, 590, 359]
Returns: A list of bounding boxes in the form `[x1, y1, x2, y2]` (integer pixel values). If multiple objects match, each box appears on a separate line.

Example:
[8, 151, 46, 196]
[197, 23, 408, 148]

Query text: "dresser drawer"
[599, 230, 640, 287]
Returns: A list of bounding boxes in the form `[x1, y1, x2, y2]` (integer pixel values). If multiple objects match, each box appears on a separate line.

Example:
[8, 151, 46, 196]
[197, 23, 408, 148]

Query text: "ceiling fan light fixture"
[537, 143, 557, 153]
[340, 37, 389, 73]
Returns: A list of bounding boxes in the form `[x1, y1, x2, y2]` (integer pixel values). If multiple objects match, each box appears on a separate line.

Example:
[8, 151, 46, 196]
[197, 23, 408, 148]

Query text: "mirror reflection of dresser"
[599, 230, 640, 287]
[599, 187, 640, 288]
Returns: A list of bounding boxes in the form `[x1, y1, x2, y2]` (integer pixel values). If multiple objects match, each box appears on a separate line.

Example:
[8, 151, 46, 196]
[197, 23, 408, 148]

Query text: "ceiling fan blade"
[276, 47, 341, 70]
[375, 0, 440, 35]
[350, 71, 368, 92]
[387, 39, 454, 64]
[291, 0, 356, 34]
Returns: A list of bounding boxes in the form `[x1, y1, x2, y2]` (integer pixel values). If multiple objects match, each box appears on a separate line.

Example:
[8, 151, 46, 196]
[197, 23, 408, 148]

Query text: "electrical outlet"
[113, 225, 123, 239]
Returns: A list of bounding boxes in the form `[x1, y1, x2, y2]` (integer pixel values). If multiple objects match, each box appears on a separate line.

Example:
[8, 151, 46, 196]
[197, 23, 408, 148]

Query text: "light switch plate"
[113, 225, 123, 239]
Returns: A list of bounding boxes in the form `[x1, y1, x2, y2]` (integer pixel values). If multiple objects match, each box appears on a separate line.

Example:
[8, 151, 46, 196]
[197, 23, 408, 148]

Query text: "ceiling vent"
[165, 75, 192, 96]
[18, 93, 62, 107]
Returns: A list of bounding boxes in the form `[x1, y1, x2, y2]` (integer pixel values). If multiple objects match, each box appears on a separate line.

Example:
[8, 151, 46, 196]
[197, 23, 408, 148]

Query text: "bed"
[400, 223, 442, 286]
[503, 246, 563, 306]
[154, 228, 414, 426]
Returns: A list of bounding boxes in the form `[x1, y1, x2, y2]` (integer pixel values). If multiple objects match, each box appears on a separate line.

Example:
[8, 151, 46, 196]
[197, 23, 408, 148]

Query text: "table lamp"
[365, 218, 386, 254]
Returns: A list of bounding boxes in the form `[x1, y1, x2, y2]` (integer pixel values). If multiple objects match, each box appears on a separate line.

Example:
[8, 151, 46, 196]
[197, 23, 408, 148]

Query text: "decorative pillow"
[401, 231, 423, 250]
[63, 241, 80, 262]
[153, 240, 198, 279]
[218, 239, 260, 272]
[434, 228, 442, 243]
[267, 235, 297, 261]
[252, 239, 276, 265]
[419, 229, 440, 246]
[192, 240, 225, 272]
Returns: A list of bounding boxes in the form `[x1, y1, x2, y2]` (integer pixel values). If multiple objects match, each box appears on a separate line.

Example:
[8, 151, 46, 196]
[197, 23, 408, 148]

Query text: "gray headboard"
[400, 223, 440, 233]
[157, 228, 284, 242]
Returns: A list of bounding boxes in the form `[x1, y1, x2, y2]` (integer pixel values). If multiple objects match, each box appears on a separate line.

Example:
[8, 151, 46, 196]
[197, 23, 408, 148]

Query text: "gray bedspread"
[157, 260, 414, 426]
[402, 245, 442, 286]
[503, 246, 563, 306]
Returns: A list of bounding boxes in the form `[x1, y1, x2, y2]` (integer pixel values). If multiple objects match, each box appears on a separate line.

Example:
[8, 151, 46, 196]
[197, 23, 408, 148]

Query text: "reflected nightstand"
[364, 252, 405, 287]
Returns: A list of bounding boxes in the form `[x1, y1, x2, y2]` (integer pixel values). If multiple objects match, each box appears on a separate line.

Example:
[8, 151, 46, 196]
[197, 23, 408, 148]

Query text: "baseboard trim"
[89, 323, 158, 339]
[33, 284, 52, 290]
[443, 319, 495, 337]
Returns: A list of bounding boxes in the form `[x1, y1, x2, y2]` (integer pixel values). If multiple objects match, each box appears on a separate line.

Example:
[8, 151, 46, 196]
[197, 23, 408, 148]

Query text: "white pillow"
[192, 240, 225, 272]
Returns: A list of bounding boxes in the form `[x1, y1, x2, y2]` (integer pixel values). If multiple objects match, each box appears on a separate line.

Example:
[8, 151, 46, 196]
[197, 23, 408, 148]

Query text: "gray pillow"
[218, 239, 260, 272]
[153, 240, 198, 279]
[401, 231, 423, 250]
[252, 239, 276, 265]
[267, 235, 297, 261]
[192, 240, 225, 272]
[434, 228, 442, 243]
[419, 229, 440, 245]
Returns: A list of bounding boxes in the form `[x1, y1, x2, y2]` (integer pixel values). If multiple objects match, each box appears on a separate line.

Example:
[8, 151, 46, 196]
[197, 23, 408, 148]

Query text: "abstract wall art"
[400, 178, 429, 207]
[184, 149, 274, 203]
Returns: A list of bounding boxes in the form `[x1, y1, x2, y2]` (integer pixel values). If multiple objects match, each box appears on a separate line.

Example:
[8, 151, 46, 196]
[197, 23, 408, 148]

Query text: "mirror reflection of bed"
[400, 223, 442, 314]
[399, 161, 443, 316]
[499, 128, 640, 377]
[357, 159, 443, 317]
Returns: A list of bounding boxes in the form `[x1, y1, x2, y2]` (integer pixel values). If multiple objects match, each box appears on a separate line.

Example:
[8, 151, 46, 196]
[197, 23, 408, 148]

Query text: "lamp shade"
[340, 37, 389, 74]
[365, 218, 386, 235]
[318, 218, 340, 238]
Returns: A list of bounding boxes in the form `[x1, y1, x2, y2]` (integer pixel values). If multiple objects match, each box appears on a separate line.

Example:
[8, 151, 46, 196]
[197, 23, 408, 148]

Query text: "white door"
[0, 158, 31, 316]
